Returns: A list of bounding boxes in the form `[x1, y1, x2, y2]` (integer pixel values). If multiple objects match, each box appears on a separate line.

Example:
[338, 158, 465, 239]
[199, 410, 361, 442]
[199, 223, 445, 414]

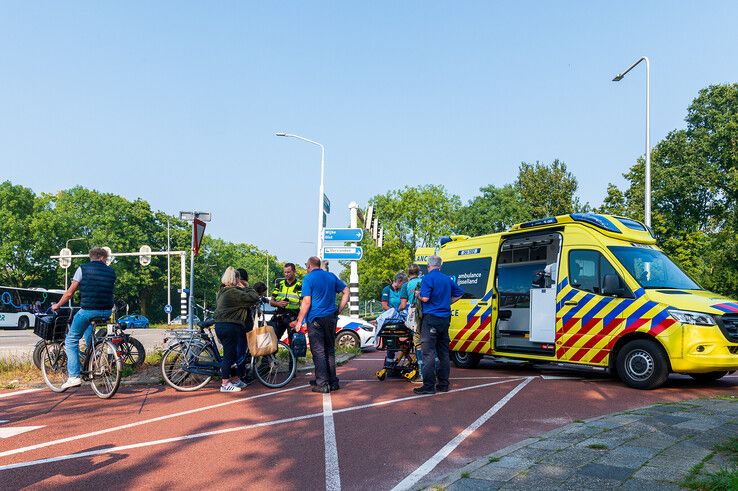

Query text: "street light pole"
[276, 132, 325, 259]
[613, 56, 651, 227]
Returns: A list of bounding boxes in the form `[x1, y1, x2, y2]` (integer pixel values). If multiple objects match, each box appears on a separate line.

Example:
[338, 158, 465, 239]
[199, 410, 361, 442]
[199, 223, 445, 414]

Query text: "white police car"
[335, 315, 375, 350]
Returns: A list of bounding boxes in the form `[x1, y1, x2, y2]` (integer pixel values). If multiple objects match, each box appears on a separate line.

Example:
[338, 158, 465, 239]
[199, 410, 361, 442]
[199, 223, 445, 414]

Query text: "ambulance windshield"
[608, 246, 701, 290]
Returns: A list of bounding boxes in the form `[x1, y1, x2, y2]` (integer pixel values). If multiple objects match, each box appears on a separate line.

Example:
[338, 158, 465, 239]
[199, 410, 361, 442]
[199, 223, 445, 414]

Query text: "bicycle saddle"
[198, 318, 215, 328]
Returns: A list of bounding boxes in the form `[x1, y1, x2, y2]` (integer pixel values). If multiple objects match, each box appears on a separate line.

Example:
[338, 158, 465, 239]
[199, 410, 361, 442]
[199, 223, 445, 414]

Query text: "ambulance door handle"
[477, 302, 489, 306]
[564, 300, 578, 306]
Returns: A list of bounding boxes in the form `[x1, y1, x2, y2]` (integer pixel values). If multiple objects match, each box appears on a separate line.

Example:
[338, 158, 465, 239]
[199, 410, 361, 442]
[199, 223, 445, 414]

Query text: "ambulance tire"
[617, 340, 669, 390]
[688, 371, 728, 383]
[451, 351, 481, 369]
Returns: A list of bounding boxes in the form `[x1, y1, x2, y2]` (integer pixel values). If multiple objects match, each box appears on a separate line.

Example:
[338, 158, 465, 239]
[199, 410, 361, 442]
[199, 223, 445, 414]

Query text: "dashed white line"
[0, 389, 42, 400]
[390, 377, 535, 491]
[0, 426, 44, 439]
[0, 378, 524, 471]
[0, 384, 308, 459]
[323, 394, 341, 491]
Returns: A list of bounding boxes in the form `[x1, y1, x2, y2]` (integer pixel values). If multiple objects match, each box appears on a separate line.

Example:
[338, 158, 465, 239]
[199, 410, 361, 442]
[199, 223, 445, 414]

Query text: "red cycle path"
[0, 355, 736, 490]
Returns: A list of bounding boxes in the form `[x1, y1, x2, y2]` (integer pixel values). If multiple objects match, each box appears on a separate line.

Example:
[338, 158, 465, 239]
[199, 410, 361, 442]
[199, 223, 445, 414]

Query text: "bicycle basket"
[33, 315, 68, 341]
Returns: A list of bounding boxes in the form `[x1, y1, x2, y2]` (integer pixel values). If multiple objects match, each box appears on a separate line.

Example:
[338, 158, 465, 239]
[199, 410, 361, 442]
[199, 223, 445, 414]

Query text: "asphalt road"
[0, 353, 736, 490]
[0, 328, 167, 360]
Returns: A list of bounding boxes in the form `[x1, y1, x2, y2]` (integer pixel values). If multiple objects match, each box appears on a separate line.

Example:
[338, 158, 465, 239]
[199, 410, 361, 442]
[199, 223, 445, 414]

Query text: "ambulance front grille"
[717, 314, 738, 343]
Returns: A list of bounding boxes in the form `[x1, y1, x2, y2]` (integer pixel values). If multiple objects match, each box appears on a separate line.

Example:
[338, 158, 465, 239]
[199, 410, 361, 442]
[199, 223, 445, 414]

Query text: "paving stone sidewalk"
[430, 397, 738, 490]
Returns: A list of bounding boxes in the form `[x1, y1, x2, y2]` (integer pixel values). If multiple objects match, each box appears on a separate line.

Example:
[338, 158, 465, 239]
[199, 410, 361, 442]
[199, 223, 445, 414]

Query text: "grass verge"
[683, 437, 738, 490]
[0, 357, 40, 388]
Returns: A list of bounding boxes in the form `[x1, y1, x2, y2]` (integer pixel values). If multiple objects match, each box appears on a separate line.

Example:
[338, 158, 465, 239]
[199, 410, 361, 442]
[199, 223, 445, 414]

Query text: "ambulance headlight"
[669, 310, 716, 326]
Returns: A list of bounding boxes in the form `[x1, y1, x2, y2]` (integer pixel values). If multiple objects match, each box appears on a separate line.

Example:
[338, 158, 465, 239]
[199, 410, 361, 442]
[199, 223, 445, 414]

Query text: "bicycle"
[94, 324, 146, 368]
[35, 309, 123, 399]
[160, 315, 296, 391]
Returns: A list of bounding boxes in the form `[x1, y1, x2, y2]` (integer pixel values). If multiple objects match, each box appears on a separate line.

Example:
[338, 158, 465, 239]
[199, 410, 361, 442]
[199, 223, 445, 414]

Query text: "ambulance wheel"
[451, 351, 481, 369]
[617, 340, 669, 390]
[376, 369, 386, 381]
[688, 371, 728, 383]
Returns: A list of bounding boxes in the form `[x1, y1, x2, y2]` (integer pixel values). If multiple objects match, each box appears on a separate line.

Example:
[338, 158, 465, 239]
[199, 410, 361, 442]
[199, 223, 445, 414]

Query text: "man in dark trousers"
[414, 255, 464, 395]
[52, 247, 116, 390]
[294, 256, 349, 393]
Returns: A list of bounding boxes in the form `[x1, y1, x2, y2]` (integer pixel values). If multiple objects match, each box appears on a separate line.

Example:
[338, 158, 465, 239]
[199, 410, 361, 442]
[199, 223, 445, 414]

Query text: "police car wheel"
[617, 340, 669, 390]
[336, 331, 360, 350]
[451, 351, 481, 369]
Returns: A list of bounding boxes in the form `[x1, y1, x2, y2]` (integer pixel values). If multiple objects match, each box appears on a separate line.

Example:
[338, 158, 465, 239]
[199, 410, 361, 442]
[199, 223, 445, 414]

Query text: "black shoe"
[311, 385, 330, 393]
[436, 386, 449, 392]
[413, 387, 435, 395]
[330, 384, 340, 391]
[309, 379, 317, 387]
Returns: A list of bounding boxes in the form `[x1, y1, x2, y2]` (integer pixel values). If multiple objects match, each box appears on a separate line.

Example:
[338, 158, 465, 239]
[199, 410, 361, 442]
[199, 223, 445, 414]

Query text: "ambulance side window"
[568, 250, 631, 298]
[442, 257, 492, 299]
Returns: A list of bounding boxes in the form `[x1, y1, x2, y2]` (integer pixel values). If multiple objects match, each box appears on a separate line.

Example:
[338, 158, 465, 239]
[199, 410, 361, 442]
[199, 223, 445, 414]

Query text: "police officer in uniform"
[269, 262, 302, 344]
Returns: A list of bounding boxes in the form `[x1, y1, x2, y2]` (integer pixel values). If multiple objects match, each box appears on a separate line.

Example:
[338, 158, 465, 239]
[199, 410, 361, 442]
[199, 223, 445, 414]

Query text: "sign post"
[180, 211, 211, 329]
[348, 203, 360, 319]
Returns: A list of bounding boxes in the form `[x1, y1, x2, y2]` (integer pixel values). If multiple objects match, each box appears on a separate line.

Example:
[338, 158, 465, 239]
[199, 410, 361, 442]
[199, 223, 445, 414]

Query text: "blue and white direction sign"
[164, 304, 173, 314]
[323, 246, 363, 260]
[323, 228, 364, 242]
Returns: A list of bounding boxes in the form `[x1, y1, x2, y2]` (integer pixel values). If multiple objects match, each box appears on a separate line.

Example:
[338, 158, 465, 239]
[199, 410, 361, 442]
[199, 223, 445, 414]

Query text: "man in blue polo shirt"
[414, 255, 464, 395]
[295, 256, 349, 393]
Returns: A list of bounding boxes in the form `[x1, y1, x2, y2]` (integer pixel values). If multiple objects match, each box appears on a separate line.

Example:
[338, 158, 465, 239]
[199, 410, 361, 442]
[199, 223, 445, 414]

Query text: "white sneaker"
[220, 383, 241, 392]
[233, 379, 249, 389]
[61, 377, 82, 390]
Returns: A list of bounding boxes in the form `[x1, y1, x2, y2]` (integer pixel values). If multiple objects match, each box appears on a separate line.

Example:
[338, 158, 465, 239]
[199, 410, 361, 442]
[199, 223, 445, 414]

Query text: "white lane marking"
[0, 411, 324, 472]
[0, 389, 42, 400]
[390, 377, 535, 491]
[0, 421, 8, 424]
[0, 426, 44, 439]
[540, 375, 582, 380]
[323, 394, 341, 491]
[0, 384, 308, 459]
[332, 378, 523, 415]
[0, 378, 523, 471]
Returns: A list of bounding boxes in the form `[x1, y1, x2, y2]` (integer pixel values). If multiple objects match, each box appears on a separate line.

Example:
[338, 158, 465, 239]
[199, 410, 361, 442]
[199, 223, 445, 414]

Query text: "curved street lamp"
[613, 56, 651, 227]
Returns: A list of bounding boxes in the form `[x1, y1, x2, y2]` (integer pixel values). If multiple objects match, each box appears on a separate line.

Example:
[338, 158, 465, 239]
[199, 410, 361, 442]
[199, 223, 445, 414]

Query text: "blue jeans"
[65, 308, 111, 377]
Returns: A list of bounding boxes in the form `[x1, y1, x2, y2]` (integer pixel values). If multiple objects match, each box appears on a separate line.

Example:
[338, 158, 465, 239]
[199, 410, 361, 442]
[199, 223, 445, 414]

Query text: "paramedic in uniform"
[270, 263, 302, 344]
[414, 255, 464, 395]
[294, 256, 349, 393]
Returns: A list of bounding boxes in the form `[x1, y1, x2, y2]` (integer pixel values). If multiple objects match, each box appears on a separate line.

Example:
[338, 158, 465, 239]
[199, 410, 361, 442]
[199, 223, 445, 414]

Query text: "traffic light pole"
[349, 202, 360, 319]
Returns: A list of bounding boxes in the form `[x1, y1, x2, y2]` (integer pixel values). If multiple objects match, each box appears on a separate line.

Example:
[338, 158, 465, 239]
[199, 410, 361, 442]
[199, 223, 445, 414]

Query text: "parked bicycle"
[161, 316, 296, 391]
[34, 308, 122, 399]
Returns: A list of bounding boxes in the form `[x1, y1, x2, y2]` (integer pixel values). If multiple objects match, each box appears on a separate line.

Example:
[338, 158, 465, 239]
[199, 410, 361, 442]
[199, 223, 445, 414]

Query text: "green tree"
[0, 181, 42, 286]
[370, 185, 462, 250]
[515, 159, 581, 218]
[457, 184, 530, 236]
[595, 184, 627, 216]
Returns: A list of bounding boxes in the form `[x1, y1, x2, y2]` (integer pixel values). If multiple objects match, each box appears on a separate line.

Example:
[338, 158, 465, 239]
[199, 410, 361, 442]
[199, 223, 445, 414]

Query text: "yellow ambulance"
[427, 213, 738, 389]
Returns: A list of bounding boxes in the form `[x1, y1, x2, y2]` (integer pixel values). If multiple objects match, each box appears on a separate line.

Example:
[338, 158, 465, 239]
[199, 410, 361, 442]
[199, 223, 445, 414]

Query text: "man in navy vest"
[52, 247, 116, 389]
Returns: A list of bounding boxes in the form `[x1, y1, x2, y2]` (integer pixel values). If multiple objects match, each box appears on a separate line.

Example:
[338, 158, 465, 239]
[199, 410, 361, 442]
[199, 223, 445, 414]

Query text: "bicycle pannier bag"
[246, 312, 278, 356]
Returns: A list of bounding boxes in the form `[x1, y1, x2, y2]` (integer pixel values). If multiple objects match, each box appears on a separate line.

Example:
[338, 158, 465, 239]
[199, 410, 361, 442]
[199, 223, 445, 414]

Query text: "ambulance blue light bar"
[570, 213, 621, 233]
[519, 217, 558, 228]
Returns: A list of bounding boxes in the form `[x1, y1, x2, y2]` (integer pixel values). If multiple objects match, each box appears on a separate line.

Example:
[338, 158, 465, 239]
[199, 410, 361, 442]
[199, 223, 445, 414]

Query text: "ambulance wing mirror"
[602, 274, 620, 296]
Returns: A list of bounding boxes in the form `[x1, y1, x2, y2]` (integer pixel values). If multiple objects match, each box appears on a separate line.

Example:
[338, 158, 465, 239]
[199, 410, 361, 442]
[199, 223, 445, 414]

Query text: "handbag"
[246, 310, 278, 356]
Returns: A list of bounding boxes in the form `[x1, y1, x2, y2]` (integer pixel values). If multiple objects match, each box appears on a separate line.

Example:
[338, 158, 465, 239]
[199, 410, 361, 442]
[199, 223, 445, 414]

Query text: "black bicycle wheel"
[33, 340, 46, 369]
[254, 341, 296, 388]
[161, 343, 215, 391]
[120, 337, 146, 367]
[40, 342, 68, 393]
[89, 341, 122, 399]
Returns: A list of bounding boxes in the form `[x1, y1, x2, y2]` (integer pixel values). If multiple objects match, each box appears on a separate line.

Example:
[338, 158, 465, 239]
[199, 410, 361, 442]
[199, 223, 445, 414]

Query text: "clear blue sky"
[2, 2, 737, 264]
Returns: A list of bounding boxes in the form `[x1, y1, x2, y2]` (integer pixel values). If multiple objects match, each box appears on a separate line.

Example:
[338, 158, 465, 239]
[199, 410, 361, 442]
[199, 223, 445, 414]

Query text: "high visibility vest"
[272, 279, 302, 311]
